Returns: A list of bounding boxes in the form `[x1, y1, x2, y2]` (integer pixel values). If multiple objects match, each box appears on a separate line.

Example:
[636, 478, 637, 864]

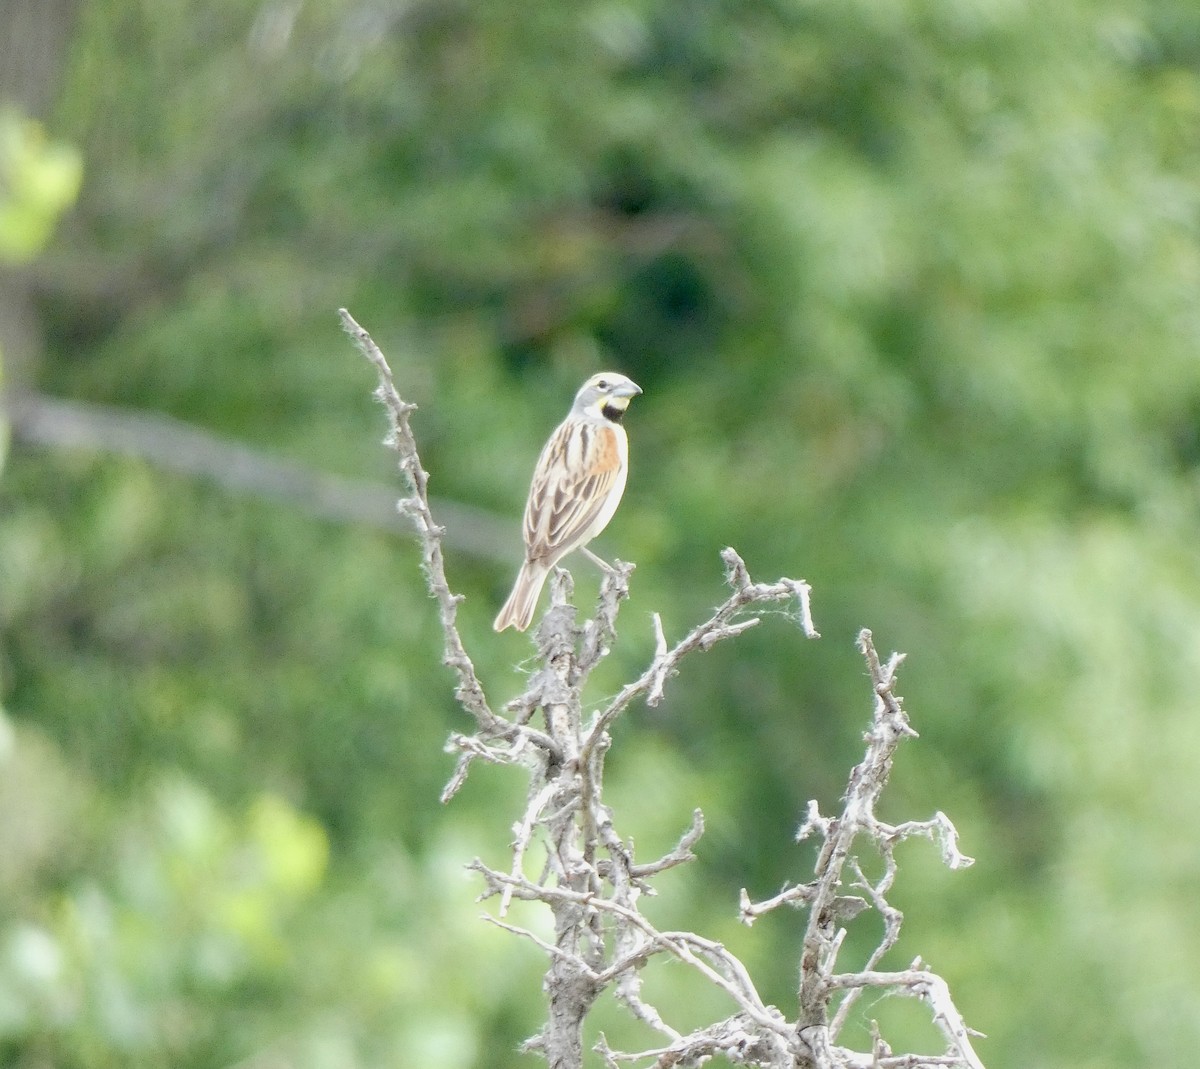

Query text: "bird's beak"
[614, 380, 642, 399]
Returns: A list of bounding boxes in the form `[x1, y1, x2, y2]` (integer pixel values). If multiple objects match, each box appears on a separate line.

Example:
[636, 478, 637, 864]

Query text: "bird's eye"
[596, 378, 609, 390]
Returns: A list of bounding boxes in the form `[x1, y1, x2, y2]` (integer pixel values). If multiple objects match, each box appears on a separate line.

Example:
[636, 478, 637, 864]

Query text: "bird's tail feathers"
[493, 561, 550, 632]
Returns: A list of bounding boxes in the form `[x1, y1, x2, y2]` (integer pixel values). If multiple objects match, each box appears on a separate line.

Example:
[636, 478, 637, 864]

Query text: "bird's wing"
[524, 419, 622, 563]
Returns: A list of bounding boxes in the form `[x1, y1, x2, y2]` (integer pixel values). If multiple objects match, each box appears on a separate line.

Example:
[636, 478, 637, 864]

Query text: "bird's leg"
[580, 546, 616, 574]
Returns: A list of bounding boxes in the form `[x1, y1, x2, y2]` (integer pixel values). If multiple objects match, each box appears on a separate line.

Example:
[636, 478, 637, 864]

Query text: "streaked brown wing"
[524, 421, 621, 563]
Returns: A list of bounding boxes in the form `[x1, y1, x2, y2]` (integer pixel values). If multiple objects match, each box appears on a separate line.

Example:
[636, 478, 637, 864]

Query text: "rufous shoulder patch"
[587, 425, 621, 475]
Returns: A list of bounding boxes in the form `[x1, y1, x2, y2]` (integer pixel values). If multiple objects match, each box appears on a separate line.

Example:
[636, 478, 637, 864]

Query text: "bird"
[493, 371, 642, 632]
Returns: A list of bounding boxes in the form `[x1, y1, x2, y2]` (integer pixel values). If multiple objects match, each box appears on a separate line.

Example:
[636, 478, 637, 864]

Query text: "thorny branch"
[340, 307, 556, 801]
[347, 311, 986, 1069]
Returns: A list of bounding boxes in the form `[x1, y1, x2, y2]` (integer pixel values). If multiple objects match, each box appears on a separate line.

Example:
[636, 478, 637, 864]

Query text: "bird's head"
[573, 372, 642, 423]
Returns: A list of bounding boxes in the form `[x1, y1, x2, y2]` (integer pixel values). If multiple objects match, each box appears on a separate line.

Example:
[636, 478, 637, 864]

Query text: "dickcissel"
[493, 372, 642, 632]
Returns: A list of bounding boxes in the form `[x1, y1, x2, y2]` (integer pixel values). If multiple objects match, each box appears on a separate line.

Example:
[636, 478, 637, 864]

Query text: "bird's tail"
[493, 561, 551, 632]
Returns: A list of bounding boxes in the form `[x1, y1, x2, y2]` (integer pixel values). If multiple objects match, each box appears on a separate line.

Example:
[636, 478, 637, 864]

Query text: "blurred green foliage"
[0, 110, 82, 265]
[2, 0, 1200, 1066]
[0, 106, 83, 476]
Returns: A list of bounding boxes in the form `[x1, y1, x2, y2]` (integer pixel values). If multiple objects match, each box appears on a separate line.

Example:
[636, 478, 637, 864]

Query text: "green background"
[3, 0, 1200, 1065]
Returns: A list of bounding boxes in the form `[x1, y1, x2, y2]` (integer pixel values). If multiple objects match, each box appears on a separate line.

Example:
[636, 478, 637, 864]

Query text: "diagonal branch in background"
[343, 308, 985, 1069]
[1, 389, 515, 561]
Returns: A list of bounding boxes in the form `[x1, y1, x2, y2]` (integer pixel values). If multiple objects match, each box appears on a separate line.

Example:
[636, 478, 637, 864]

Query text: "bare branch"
[341, 309, 505, 770]
[580, 547, 819, 766]
[345, 316, 984, 1069]
[483, 914, 602, 981]
[826, 970, 987, 1069]
[786, 630, 983, 1068]
[629, 809, 705, 879]
[501, 781, 560, 917]
[878, 812, 975, 872]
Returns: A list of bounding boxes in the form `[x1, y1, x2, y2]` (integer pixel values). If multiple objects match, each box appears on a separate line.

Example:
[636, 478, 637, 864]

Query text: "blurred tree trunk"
[0, 0, 81, 119]
[0, 0, 81, 385]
